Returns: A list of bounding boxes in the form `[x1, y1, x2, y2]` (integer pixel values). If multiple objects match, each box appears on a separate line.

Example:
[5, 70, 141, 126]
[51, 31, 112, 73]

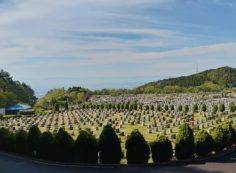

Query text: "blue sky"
[0, 0, 236, 97]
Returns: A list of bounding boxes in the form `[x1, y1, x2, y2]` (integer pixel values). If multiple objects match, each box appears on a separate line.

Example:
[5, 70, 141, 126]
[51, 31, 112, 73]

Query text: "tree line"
[0, 70, 37, 107]
[0, 122, 235, 164]
[80, 102, 236, 114]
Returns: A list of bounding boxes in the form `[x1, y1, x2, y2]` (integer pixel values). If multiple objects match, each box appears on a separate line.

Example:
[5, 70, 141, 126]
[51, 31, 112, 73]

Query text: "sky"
[0, 0, 236, 97]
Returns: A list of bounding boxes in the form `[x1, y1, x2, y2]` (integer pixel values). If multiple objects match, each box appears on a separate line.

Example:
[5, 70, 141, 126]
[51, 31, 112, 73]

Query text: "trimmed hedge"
[53, 128, 74, 162]
[15, 129, 28, 155]
[194, 130, 214, 157]
[99, 125, 123, 164]
[151, 135, 173, 163]
[74, 130, 98, 164]
[175, 123, 194, 160]
[125, 129, 150, 164]
[211, 125, 226, 152]
[0, 122, 235, 164]
[38, 131, 54, 160]
[27, 125, 41, 157]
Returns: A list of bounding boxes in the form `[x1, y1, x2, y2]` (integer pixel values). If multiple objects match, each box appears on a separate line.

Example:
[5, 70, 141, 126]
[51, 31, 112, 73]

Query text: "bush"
[222, 123, 235, 148]
[99, 125, 123, 164]
[151, 135, 173, 163]
[192, 104, 198, 113]
[38, 132, 54, 160]
[27, 125, 41, 157]
[211, 125, 227, 152]
[184, 105, 189, 113]
[194, 130, 214, 157]
[212, 105, 218, 114]
[0, 127, 15, 152]
[201, 104, 207, 112]
[178, 105, 183, 112]
[175, 123, 194, 160]
[126, 130, 150, 164]
[15, 129, 28, 155]
[0, 127, 10, 151]
[53, 128, 74, 162]
[229, 102, 236, 113]
[74, 130, 98, 164]
[219, 104, 225, 113]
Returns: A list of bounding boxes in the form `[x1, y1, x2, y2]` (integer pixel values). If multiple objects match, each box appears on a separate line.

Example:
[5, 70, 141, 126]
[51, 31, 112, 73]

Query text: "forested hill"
[0, 70, 37, 107]
[135, 66, 236, 93]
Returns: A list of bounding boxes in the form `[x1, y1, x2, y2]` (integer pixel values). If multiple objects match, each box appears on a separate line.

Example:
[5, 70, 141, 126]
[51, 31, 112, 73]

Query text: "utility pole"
[196, 63, 199, 74]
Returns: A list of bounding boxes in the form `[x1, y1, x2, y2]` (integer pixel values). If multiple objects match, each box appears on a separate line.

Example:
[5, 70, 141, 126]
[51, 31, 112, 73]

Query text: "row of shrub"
[80, 102, 236, 113]
[0, 123, 235, 164]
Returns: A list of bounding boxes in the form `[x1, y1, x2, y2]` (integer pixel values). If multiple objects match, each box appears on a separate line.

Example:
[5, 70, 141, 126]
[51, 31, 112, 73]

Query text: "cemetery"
[0, 93, 235, 144]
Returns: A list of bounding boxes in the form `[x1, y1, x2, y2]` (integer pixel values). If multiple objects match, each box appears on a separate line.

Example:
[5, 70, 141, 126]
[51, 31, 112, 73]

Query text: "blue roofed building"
[6, 104, 32, 115]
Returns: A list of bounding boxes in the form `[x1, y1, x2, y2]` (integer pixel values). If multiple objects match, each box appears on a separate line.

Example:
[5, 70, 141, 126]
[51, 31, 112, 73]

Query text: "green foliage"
[151, 135, 173, 163]
[0, 127, 15, 152]
[192, 104, 198, 113]
[157, 105, 161, 112]
[178, 105, 183, 112]
[201, 104, 207, 112]
[35, 87, 91, 110]
[219, 104, 225, 112]
[229, 102, 236, 112]
[194, 130, 214, 157]
[0, 70, 36, 107]
[38, 132, 54, 160]
[213, 105, 218, 114]
[125, 129, 150, 164]
[53, 128, 74, 162]
[27, 125, 41, 157]
[222, 123, 235, 148]
[15, 129, 28, 155]
[74, 130, 98, 164]
[211, 125, 227, 152]
[175, 124, 194, 160]
[164, 105, 169, 111]
[135, 67, 235, 94]
[99, 125, 123, 164]
[184, 105, 189, 113]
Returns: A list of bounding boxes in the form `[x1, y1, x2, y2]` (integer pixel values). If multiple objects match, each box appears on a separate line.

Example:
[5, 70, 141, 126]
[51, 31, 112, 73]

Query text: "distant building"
[6, 104, 31, 115]
[0, 108, 5, 115]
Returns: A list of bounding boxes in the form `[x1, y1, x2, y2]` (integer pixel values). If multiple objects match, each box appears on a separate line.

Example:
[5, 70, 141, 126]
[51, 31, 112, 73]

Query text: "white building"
[0, 108, 5, 115]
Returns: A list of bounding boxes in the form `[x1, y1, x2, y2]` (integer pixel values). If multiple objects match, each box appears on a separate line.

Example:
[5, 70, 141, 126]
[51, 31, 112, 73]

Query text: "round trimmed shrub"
[27, 125, 41, 157]
[0, 127, 10, 151]
[38, 132, 54, 160]
[74, 130, 98, 164]
[53, 128, 74, 162]
[212, 105, 218, 114]
[219, 104, 225, 113]
[229, 102, 236, 113]
[99, 125, 123, 164]
[222, 123, 235, 148]
[211, 125, 226, 152]
[178, 105, 183, 112]
[175, 123, 194, 160]
[15, 129, 28, 155]
[0, 127, 15, 152]
[192, 104, 198, 113]
[194, 130, 214, 157]
[151, 135, 173, 163]
[201, 104, 207, 112]
[126, 129, 150, 164]
[184, 105, 189, 113]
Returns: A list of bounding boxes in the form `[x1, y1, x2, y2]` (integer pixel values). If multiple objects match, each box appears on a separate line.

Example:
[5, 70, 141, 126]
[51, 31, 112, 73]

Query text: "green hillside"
[0, 70, 36, 107]
[135, 66, 236, 93]
[35, 87, 92, 110]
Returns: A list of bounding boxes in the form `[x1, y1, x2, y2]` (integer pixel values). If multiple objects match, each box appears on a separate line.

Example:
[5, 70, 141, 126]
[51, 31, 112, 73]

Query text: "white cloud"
[0, 0, 235, 94]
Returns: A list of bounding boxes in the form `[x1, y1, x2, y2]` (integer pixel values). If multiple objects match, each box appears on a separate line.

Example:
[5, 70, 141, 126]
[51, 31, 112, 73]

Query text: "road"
[0, 151, 235, 173]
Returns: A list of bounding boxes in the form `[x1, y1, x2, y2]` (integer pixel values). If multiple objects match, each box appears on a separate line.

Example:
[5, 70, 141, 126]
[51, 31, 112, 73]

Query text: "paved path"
[0, 151, 235, 173]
